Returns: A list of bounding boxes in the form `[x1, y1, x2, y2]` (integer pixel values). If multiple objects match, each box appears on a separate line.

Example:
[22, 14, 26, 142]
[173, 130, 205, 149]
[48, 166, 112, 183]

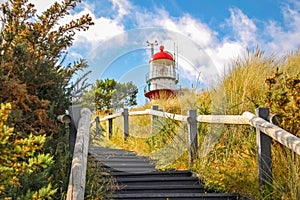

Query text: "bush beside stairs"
[89, 146, 249, 200]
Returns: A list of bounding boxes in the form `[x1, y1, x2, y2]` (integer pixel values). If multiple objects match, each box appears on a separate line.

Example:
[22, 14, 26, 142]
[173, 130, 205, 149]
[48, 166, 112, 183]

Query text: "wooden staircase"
[89, 146, 247, 200]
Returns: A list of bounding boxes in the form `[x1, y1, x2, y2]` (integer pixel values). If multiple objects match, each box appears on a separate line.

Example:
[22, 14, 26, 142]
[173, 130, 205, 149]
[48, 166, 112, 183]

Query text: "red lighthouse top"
[150, 45, 174, 62]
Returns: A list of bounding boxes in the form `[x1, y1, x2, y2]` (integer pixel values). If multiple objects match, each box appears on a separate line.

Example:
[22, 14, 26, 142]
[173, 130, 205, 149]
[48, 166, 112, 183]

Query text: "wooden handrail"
[99, 109, 248, 124]
[243, 111, 300, 156]
[99, 112, 122, 121]
[96, 106, 300, 192]
[66, 108, 91, 200]
[197, 114, 248, 124]
[97, 108, 300, 155]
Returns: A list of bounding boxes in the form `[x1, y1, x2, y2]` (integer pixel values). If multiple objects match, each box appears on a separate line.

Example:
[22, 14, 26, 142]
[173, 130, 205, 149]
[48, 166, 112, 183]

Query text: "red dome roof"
[150, 45, 174, 62]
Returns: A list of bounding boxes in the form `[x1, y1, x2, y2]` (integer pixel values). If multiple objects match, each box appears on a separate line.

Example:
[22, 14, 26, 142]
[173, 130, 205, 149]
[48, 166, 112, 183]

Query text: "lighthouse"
[144, 45, 178, 100]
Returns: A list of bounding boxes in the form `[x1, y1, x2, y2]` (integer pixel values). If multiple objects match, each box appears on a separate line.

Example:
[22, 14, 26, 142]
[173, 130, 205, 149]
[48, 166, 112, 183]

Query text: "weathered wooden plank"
[66, 108, 92, 200]
[197, 114, 248, 124]
[129, 110, 150, 116]
[243, 111, 300, 156]
[99, 112, 122, 121]
[147, 109, 188, 121]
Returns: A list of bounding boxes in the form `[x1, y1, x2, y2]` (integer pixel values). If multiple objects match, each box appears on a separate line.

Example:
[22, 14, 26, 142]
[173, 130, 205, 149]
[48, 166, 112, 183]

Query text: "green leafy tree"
[112, 81, 138, 109]
[93, 79, 117, 110]
[0, 103, 56, 199]
[84, 79, 138, 111]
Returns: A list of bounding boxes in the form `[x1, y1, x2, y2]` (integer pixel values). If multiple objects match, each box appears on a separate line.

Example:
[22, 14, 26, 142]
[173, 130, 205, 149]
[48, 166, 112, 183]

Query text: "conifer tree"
[0, 0, 94, 134]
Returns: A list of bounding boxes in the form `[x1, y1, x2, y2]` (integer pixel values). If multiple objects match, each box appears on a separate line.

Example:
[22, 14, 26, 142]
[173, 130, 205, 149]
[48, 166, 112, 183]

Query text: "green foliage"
[0, 103, 56, 199]
[146, 118, 179, 150]
[93, 79, 117, 110]
[85, 78, 138, 111]
[265, 68, 300, 136]
[85, 157, 116, 199]
[112, 81, 138, 109]
[0, 0, 94, 134]
[0, 0, 94, 198]
[44, 131, 72, 200]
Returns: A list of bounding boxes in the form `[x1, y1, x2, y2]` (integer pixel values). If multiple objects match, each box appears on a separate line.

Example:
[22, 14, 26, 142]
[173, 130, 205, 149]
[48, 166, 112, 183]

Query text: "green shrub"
[0, 103, 56, 199]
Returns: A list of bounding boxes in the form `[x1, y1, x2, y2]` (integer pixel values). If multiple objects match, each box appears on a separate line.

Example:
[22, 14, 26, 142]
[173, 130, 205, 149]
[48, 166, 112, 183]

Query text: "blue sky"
[28, 0, 300, 105]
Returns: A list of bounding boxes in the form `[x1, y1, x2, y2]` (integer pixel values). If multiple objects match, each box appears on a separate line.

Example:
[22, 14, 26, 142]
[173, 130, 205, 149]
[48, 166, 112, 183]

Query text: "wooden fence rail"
[243, 111, 300, 156]
[66, 107, 91, 200]
[97, 106, 300, 191]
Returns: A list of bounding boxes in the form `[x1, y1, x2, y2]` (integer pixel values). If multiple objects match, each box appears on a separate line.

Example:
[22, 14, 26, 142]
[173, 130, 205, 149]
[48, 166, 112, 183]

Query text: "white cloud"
[110, 0, 132, 20]
[225, 7, 257, 45]
[72, 11, 125, 49]
[207, 42, 243, 72]
[29, 0, 126, 51]
[69, 51, 83, 59]
[137, 9, 217, 48]
[262, 4, 300, 54]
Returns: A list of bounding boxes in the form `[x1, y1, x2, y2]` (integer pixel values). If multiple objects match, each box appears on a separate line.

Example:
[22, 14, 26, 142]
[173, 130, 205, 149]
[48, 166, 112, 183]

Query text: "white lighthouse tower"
[144, 44, 178, 100]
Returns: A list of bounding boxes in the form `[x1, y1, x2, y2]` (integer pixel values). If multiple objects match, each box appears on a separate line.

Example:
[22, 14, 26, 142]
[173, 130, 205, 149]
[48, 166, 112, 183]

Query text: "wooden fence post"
[123, 108, 129, 140]
[152, 105, 159, 120]
[68, 105, 82, 155]
[151, 105, 159, 134]
[95, 116, 100, 135]
[188, 110, 198, 165]
[108, 113, 113, 139]
[256, 108, 272, 191]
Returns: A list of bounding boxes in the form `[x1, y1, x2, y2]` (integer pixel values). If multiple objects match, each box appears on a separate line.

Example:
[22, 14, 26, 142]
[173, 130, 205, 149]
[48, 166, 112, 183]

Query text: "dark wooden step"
[89, 146, 137, 155]
[99, 158, 155, 167]
[111, 170, 193, 178]
[94, 157, 152, 162]
[103, 166, 157, 173]
[115, 184, 205, 193]
[116, 176, 200, 186]
[112, 192, 241, 200]
[91, 153, 149, 159]
[102, 161, 155, 167]
[89, 146, 248, 199]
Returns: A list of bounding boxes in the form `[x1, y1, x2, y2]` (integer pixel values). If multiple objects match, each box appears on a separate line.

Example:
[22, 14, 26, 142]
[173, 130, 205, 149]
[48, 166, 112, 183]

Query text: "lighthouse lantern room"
[145, 45, 178, 100]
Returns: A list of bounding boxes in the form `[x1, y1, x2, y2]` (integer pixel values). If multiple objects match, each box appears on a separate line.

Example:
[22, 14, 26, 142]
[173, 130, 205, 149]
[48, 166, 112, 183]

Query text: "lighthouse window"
[150, 59, 175, 78]
[159, 66, 167, 76]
